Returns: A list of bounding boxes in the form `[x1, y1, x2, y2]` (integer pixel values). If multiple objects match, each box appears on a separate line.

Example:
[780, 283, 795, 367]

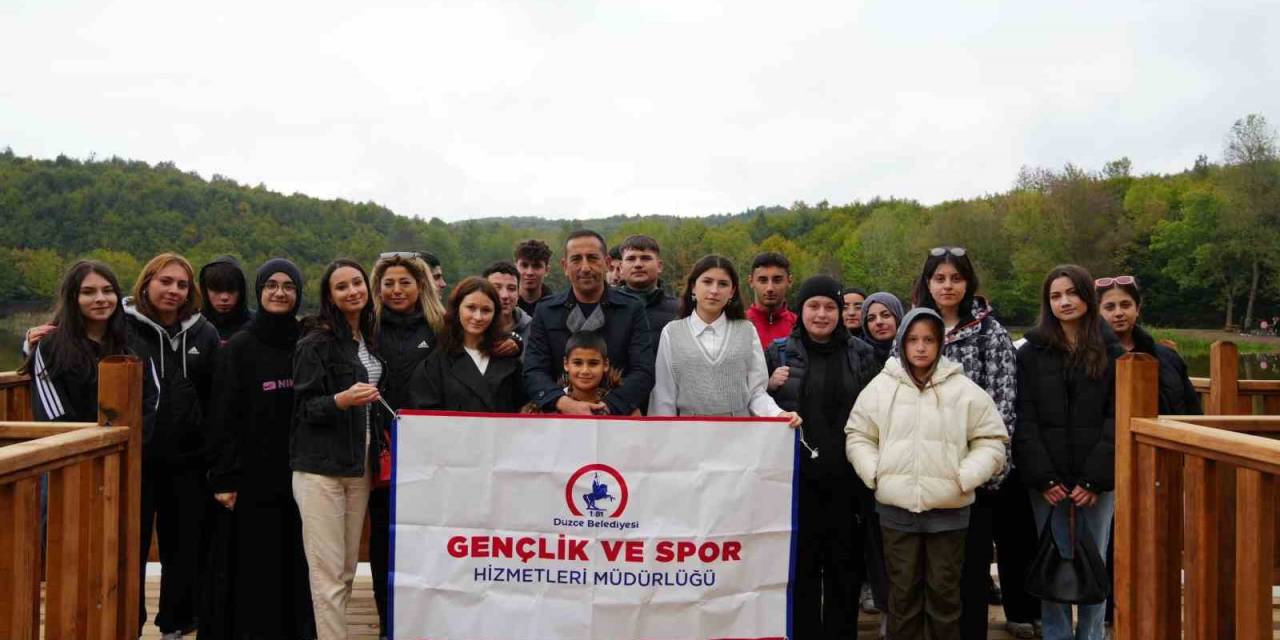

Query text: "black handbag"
[1024, 502, 1110, 604]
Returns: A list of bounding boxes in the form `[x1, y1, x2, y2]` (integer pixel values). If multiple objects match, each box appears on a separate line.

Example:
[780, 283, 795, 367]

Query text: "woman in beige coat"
[846, 308, 1008, 640]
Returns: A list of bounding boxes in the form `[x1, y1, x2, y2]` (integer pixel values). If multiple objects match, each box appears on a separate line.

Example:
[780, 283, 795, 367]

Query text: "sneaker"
[860, 583, 880, 614]
[1005, 621, 1036, 639]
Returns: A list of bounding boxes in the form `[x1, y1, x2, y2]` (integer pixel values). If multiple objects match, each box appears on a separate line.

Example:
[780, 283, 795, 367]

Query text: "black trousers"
[370, 486, 391, 636]
[139, 461, 206, 633]
[959, 481, 1041, 638]
[882, 525, 966, 640]
[792, 475, 863, 639]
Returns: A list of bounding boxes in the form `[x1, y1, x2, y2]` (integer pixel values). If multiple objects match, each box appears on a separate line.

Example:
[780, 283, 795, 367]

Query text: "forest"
[0, 114, 1276, 328]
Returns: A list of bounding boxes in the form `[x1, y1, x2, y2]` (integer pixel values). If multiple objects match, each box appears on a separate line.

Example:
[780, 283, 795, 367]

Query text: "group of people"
[21, 228, 1200, 640]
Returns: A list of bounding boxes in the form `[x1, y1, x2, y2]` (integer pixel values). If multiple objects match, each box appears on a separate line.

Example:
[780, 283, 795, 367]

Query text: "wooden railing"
[0, 357, 144, 640]
[1115, 351, 1280, 639]
[1190, 341, 1280, 416]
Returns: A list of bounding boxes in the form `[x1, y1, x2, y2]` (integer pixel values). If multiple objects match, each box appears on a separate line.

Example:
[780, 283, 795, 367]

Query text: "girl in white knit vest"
[648, 254, 801, 427]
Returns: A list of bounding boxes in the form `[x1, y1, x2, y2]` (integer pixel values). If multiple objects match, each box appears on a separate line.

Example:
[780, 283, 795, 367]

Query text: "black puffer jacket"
[123, 298, 221, 463]
[1013, 326, 1126, 493]
[767, 326, 879, 479]
[1131, 325, 1202, 415]
[375, 309, 436, 412]
[291, 328, 388, 477]
[620, 283, 679, 350]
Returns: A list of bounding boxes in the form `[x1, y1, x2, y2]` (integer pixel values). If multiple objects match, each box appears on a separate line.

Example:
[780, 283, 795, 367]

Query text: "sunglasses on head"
[929, 246, 966, 257]
[379, 251, 421, 260]
[1094, 275, 1136, 288]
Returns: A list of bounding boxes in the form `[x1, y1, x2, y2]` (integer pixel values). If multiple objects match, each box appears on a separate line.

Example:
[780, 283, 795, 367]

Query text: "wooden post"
[1234, 468, 1275, 637]
[1113, 353, 1159, 640]
[1207, 341, 1240, 416]
[1183, 456, 1219, 639]
[1135, 442, 1182, 636]
[46, 459, 92, 637]
[0, 476, 41, 639]
[98, 356, 143, 640]
[1204, 341, 1240, 638]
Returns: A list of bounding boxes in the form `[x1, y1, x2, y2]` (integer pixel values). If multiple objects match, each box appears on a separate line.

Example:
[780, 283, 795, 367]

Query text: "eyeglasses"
[379, 251, 420, 260]
[929, 247, 967, 257]
[1094, 275, 1136, 288]
[263, 281, 297, 294]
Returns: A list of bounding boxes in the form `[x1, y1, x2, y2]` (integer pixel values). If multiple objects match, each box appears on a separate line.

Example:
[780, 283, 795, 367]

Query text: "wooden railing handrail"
[1132, 417, 1280, 475]
[0, 371, 30, 387]
[0, 421, 100, 439]
[0, 426, 128, 483]
[1191, 377, 1280, 394]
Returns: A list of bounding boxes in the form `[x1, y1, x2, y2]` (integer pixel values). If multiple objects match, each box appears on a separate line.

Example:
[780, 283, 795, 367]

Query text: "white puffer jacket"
[845, 355, 1008, 513]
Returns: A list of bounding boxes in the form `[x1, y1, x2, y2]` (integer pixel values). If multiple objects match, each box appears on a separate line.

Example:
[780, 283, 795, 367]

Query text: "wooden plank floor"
[116, 575, 1280, 638]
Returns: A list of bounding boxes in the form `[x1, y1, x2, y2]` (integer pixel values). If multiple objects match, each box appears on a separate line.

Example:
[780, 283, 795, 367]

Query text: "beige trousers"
[293, 469, 372, 640]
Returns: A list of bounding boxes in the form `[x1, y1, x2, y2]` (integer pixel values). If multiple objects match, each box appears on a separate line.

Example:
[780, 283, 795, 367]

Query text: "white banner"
[389, 411, 799, 640]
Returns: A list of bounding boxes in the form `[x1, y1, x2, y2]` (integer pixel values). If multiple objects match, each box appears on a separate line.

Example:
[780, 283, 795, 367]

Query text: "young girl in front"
[846, 308, 1008, 640]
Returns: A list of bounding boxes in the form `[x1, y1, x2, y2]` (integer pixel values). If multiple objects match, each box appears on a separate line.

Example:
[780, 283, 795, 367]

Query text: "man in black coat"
[524, 230, 655, 415]
[616, 234, 679, 348]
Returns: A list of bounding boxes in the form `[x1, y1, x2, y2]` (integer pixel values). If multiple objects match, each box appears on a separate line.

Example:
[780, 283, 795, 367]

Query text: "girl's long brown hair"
[1035, 264, 1109, 379]
[440, 276, 505, 355]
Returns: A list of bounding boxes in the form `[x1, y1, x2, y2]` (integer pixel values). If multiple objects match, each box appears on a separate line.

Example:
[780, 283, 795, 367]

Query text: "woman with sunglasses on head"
[1013, 265, 1125, 640]
[1095, 275, 1200, 415]
[367, 252, 444, 639]
[911, 246, 1038, 639]
[649, 255, 800, 426]
[204, 259, 315, 639]
[292, 259, 388, 640]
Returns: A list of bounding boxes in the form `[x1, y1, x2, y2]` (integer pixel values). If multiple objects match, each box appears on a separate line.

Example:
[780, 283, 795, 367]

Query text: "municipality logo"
[566, 464, 628, 519]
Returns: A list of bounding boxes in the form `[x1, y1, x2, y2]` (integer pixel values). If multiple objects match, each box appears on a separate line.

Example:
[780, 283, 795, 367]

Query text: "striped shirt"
[357, 337, 382, 441]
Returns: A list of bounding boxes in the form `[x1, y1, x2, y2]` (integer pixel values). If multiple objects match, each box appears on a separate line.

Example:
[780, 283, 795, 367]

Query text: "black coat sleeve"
[1080, 364, 1117, 492]
[1012, 347, 1061, 491]
[293, 338, 342, 428]
[407, 351, 447, 410]
[604, 303, 655, 415]
[522, 308, 564, 411]
[206, 341, 248, 492]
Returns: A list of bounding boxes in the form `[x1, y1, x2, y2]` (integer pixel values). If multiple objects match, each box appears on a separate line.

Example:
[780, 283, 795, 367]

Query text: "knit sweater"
[663, 317, 756, 416]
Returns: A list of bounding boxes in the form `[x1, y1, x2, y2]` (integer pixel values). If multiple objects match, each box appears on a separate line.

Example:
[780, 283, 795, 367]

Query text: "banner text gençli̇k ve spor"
[389, 411, 799, 639]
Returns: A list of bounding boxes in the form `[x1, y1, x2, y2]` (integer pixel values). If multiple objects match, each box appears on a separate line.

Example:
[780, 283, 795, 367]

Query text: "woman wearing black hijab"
[204, 259, 315, 639]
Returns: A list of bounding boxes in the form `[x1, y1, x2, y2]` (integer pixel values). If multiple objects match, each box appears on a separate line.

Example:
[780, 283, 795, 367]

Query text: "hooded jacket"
[1131, 324, 1202, 415]
[844, 351, 1008, 513]
[1012, 325, 1126, 493]
[122, 297, 221, 462]
[375, 308, 437, 412]
[200, 255, 252, 342]
[767, 323, 880, 479]
[936, 295, 1018, 487]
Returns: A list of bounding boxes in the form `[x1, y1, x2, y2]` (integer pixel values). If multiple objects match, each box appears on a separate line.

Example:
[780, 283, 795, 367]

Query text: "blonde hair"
[132, 253, 201, 321]
[371, 254, 445, 334]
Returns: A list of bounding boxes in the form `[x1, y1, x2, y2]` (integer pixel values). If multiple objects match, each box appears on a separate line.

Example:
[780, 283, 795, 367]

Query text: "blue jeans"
[1028, 490, 1115, 640]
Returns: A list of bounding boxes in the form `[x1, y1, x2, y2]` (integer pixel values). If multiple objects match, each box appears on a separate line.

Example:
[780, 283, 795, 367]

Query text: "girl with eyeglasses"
[911, 246, 1038, 639]
[204, 259, 315, 639]
[1013, 265, 1125, 640]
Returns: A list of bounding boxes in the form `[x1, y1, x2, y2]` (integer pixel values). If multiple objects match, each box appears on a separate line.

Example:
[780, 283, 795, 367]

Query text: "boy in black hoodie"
[200, 256, 252, 343]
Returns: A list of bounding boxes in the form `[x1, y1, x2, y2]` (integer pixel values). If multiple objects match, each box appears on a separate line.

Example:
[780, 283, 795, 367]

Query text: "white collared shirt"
[647, 312, 784, 418]
[687, 311, 729, 360]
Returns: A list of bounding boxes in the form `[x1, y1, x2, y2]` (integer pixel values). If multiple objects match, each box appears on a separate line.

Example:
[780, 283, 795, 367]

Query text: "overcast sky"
[2, 1, 1276, 222]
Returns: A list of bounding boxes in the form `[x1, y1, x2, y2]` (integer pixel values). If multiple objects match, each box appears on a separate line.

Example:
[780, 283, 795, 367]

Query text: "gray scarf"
[566, 301, 606, 333]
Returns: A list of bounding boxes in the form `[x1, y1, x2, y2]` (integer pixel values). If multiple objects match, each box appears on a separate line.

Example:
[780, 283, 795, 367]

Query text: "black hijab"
[248, 258, 303, 349]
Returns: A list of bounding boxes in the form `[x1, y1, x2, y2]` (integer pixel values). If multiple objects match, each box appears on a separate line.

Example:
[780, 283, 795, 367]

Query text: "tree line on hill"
[0, 114, 1276, 329]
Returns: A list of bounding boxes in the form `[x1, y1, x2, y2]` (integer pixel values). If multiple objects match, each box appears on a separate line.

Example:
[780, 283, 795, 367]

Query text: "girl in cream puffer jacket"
[845, 333, 1008, 513]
